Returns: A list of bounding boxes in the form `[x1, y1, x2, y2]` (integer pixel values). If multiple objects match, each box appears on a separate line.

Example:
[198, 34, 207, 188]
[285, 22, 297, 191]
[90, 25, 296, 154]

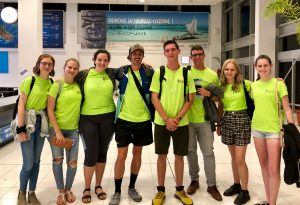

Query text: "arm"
[175, 93, 194, 122]
[151, 92, 179, 131]
[281, 95, 295, 124]
[17, 93, 29, 141]
[47, 96, 65, 144]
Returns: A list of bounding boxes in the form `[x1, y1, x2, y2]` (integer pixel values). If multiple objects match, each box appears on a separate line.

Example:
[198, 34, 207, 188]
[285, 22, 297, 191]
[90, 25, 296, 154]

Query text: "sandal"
[95, 185, 107, 200]
[65, 190, 76, 203]
[57, 192, 66, 205]
[82, 188, 91, 204]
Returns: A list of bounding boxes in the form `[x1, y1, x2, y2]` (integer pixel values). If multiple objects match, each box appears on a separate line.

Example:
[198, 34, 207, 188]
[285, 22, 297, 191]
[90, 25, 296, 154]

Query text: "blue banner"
[0, 51, 9, 73]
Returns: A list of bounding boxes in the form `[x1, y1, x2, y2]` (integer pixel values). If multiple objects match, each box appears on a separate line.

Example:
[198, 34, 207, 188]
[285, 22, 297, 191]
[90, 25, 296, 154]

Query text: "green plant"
[264, 0, 300, 43]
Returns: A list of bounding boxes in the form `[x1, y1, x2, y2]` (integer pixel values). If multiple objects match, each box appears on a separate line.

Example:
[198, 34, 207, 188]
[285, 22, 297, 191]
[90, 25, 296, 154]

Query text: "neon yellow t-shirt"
[81, 69, 115, 115]
[48, 81, 82, 130]
[188, 67, 220, 123]
[20, 75, 53, 111]
[221, 80, 251, 111]
[150, 66, 196, 126]
[251, 78, 288, 133]
[118, 69, 150, 122]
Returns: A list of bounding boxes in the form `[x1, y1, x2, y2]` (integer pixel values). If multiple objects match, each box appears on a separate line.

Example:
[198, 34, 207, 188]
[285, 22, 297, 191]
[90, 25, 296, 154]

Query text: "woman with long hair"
[218, 59, 251, 205]
[47, 58, 82, 205]
[17, 54, 55, 205]
[251, 55, 295, 205]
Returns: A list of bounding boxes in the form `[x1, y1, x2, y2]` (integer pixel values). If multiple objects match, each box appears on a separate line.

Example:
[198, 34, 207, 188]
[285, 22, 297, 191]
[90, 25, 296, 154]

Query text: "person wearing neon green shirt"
[151, 40, 195, 205]
[185, 45, 223, 202]
[252, 55, 295, 205]
[218, 59, 251, 205]
[47, 58, 82, 205]
[109, 44, 154, 205]
[17, 54, 55, 205]
[76, 49, 116, 203]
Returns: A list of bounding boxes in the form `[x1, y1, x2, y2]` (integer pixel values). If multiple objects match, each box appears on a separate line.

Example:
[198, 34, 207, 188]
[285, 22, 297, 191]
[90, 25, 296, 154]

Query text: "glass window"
[279, 34, 300, 51]
[240, 2, 250, 37]
[226, 10, 233, 42]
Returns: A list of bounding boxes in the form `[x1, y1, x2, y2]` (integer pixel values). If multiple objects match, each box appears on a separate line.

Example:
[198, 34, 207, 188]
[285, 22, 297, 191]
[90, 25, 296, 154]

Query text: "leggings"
[79, 111, 115, 167]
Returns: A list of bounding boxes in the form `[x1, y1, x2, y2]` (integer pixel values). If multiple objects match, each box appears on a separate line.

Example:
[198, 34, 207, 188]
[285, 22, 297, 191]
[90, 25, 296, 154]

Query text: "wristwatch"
[177, 116, 182, 122]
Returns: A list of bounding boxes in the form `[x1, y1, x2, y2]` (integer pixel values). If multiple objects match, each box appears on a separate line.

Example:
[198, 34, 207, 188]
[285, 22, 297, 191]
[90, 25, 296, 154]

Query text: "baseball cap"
[129, 44, 144, 55]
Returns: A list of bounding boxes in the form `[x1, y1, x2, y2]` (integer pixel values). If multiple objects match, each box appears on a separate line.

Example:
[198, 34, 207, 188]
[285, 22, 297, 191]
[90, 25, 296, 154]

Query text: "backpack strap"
[159, 65, 165, 99]
[183, 67, 189, 102]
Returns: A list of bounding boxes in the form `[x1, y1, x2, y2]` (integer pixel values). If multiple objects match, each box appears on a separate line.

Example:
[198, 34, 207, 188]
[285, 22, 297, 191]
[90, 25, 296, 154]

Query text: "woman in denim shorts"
[47, 58, 82, 205]
[251, 55, 295, 205]
[218, 59, 251, 205]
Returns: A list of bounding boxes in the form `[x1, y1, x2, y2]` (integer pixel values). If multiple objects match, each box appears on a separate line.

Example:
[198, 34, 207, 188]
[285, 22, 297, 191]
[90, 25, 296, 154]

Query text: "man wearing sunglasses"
[186, 45, 223, 201]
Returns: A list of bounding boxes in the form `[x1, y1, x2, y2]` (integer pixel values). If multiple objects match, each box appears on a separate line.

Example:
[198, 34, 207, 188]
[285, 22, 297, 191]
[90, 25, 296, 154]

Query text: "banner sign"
[81, 11, 209, 49]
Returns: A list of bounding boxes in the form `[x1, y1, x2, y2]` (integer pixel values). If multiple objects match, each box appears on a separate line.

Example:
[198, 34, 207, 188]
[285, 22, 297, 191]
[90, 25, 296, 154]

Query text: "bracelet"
[16, 125, 26, 134]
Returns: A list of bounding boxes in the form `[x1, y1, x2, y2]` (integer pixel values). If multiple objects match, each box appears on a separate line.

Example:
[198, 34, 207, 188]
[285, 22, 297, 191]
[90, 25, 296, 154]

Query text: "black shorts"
[221, 110, 251, 146]
[154, 124, 189, 156]
[115, 118, 153, 147]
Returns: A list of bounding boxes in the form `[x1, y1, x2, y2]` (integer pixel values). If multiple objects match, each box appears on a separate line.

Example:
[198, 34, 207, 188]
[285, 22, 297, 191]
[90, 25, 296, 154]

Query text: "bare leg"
[157, 154, 167, 186]
[174, 155, 184, 186]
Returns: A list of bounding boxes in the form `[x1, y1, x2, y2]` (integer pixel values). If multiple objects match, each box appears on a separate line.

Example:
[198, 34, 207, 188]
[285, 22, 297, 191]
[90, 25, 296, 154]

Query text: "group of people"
[15, 40, 295, 205]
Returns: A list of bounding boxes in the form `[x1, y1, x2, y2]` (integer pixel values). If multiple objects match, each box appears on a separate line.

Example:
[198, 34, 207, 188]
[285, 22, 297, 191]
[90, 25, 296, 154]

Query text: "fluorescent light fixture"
[139, 0, 145, 2]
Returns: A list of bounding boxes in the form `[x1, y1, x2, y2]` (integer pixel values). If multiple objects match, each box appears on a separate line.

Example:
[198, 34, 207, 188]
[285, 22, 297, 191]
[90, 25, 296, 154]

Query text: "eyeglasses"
[191, 53, 204, 57]
[40, 62, 53, 67]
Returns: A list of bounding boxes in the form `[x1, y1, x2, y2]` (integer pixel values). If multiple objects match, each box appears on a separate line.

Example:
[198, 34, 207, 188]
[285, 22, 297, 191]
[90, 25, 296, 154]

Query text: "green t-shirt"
[20, 75, 53, 111]
[251, 78, 288, 133]
[48, 81, 82, 130]
[150, 66, 196, 126]
[118, 69, 150, 122]
[221, 80, 251, 111]
[188, 67, 220, 123]
[81, 69, 115, 115]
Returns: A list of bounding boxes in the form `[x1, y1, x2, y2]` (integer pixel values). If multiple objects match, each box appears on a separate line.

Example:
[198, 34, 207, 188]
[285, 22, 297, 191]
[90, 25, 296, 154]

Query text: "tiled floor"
[0, 132, 299, 205]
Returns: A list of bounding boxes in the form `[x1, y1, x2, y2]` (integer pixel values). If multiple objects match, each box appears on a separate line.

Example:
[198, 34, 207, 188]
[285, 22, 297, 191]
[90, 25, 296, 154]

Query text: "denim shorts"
[251, 129, 280, 139]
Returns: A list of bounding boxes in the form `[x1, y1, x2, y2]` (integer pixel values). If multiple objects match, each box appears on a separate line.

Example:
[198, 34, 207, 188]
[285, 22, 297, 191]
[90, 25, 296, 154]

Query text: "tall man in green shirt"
[150, 40, 195, 205]
[109, 44, 154, 205]
[186, 45, 223, 201]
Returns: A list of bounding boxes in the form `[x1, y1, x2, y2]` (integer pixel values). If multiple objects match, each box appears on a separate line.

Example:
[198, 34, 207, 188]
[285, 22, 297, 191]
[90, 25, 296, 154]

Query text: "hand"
[55, 132, 65, 145]
[165, 118, 179, 132]
[18, 132, 29, 142]
[198, 88, 211, 97]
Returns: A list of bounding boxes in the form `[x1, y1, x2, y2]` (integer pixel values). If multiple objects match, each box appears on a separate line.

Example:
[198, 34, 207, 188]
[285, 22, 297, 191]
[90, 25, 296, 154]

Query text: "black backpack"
[12, 76, 53, 119]
[158, 65, 190, 101]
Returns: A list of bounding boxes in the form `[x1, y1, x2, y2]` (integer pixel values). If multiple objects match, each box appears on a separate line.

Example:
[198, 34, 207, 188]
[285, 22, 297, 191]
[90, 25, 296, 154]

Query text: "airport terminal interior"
[0, 0, 300, 204]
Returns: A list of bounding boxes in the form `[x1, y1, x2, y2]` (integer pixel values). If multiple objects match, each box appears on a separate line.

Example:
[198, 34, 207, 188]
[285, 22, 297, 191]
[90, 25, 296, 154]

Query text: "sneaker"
[152, 191, 165, 205]
[187, 181, 199, 195]
[27, 192, 41, 205]
[234, 191, 250, 205]
[109, 192, 121, 205]
[174, 190, 193, 205]
[17, 191, 27, 205]
[128, 188, 142, 202]
[223, 183, 241, 196]
[207, 185, 223, 201]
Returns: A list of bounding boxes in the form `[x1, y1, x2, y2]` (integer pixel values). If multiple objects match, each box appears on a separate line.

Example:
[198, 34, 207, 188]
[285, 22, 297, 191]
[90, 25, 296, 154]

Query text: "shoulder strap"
[183, 67, 189, 102]
[56, 80, 63, 99]
[28, 76, 36, 95]
[186, 65, 192, 70]
[159, 66, 165, 99]
[129, 67, 150, 111]
[118, 65, 130, 79]
[49, 78, 54, 84]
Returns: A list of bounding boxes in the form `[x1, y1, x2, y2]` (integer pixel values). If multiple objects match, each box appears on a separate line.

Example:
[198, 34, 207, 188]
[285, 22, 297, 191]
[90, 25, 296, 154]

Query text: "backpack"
[158, 65, 190, 101]
[243, 80, 254, 120]
[12, 76, 53, 119]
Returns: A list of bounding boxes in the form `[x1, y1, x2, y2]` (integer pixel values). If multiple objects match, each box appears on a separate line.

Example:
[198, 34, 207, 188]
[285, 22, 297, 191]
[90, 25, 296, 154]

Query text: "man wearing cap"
[109, 44, 154, 205]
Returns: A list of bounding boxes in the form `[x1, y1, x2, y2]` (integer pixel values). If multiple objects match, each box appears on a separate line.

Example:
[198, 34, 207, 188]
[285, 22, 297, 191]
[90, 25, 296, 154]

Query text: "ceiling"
[40, 0, 224, 5]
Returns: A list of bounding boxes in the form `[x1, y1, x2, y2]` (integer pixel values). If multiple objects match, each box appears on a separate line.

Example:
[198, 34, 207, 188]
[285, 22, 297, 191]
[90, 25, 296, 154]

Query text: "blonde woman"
[47, 58, 82, 205]
[218, 59, 251, 205]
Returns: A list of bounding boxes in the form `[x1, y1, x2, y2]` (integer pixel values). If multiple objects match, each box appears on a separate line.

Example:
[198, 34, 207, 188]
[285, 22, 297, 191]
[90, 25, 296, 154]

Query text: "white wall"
[0, 2, 222, 87]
